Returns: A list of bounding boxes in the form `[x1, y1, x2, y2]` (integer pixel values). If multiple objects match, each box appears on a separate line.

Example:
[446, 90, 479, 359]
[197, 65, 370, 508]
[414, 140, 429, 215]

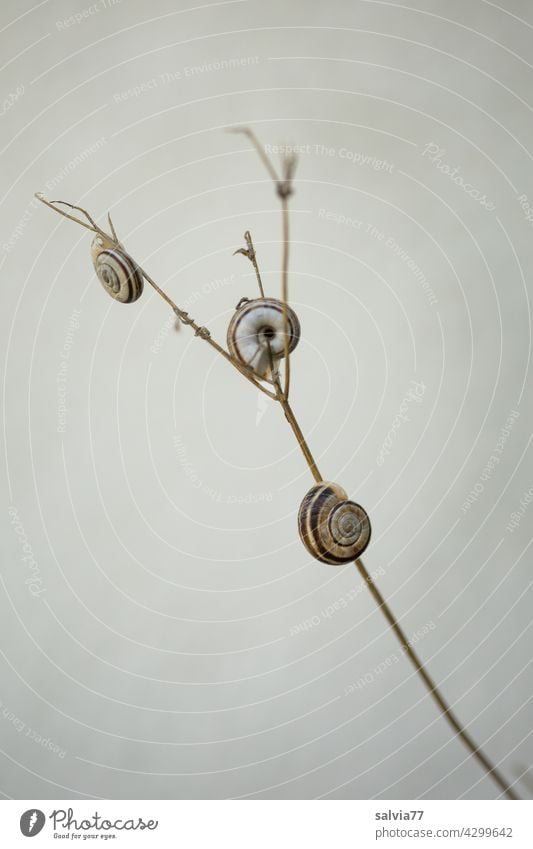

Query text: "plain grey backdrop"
[0, 0, 532, 800]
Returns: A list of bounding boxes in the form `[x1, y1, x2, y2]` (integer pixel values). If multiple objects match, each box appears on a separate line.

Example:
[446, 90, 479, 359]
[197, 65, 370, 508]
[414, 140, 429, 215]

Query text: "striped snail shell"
[227, 297, 300, 378]
[91, 236, 144, 304]
[298, 482, 371, 564]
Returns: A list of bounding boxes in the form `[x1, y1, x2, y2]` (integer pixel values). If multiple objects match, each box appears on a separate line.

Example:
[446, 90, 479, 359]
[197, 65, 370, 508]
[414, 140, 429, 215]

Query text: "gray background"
[0, 0, 532, 800]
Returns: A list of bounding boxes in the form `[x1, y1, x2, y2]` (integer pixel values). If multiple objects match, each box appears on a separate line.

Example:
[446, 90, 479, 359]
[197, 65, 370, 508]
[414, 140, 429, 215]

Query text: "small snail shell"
[91, 236, 144, 304]
[227, 297, 300, 378]
[298, 482, 371, 564]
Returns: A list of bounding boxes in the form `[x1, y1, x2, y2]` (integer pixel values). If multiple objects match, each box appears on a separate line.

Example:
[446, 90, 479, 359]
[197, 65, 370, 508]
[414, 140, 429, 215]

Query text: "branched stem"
[36, 140, 519, 801]
[34, 193, 276, 401]
[272, 375, 322, 482]
[234, 225, 318, 479]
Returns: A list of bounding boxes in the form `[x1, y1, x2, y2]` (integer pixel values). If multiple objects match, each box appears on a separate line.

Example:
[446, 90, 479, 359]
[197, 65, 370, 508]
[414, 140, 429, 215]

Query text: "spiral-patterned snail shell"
[227, 297, 300, 378]
[91, 236, 144, 304]
[298, 482, 371, 564]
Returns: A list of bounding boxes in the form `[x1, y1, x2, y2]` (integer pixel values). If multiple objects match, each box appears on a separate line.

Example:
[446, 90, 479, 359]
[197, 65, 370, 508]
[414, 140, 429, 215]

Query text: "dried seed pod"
[298, 482, 371, 564]
[227, 297, 300, 378]
[91, 236, 144, 303]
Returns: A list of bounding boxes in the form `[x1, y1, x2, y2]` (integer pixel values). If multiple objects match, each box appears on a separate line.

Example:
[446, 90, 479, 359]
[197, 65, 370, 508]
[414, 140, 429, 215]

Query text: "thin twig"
[34, 194, 104, 236]
[227, 126, 281, 184]
[227, 148, 519, 798]
[230, 128, 296, 400]
[354, 557, 518, 800]
[107, 212, 119, 244]
[233, 230, 265, 297]
[280, 195, 291, 398]
[272, 374, 322, 482]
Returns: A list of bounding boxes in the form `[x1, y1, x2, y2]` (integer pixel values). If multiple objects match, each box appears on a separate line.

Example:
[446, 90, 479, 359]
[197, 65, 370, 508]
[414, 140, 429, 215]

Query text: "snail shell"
[227, 297, 300, 378]
[298, 482, 371, 564]
[91, 236, 144, 303]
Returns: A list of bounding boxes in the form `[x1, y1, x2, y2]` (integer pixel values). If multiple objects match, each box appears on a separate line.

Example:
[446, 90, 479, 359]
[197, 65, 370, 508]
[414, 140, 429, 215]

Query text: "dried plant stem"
[134, 262, 276, 397]
[280, 196, 291, 399]
[271, 375, 322, 482]
[230, 127, 295, 401]
[35, 195, 104, 236]
[354, 557, 518, 800]
[234, 227, 320, 483]
[34, 194, 276, 401]
[244, 230, 265, 298]
[36, 152, 518, 800]
[229, 126, 279, 184]
[131, 270, 277, 399]
[273, 388, 517, 798]
[233, 138, 518, 799]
